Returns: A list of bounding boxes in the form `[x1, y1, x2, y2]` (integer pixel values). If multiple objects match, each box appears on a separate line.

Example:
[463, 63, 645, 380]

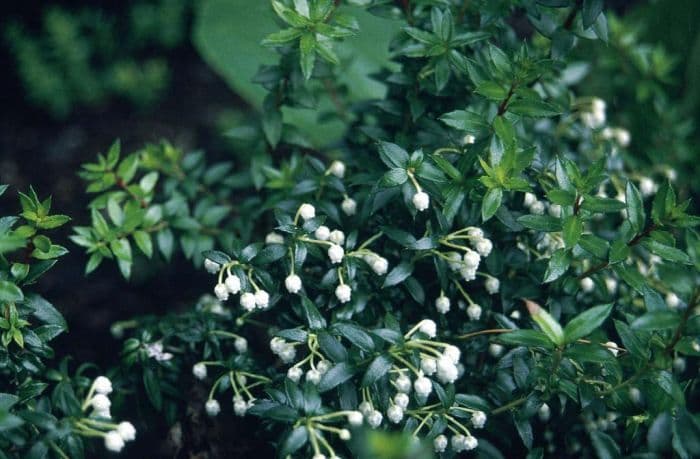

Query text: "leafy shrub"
[4, 0, 189, 118]
[4, 0, 700, 458]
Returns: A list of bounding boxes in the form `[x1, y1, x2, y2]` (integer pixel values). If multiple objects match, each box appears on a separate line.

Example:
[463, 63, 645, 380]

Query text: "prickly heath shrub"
[29, 0, 700, 458]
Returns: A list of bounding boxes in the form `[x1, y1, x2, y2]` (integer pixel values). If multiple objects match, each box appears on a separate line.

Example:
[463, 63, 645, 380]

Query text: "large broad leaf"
[193, 0, 401, 147]
[563, 303, 613, 344]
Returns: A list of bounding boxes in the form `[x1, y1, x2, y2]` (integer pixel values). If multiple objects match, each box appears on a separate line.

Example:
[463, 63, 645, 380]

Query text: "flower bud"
[418, 319, 437, 338]
[235, 337, 248, 353]
[387, 405, 404, 423]
[328, 244, 345, 264]
[394, 393, 409, 409]
[117, 422, 136, 441]
[91, 394, 111, 412]
[435, 295, 451, 314]
[335, 284, 352, 303]
[214, 283, 229, 301]
[104, 431, 125, 452]
[485, 277, 500, 294]
[329, 230, 345, 246]
[205, 399, 221, 417]
[254, 289, 270, 309]
[287, 367, 302, 382]
[192, 363, 207, 380]
[412, 191, 430, 211]
[471, 410, 487, 428]
[265, 232, 284, 244]
[94, 376, 113, 395]
[314, 225, 330, 241]
[225, 274, 241, 294]
[467, 303, 482, 321]
[413, 375, 432, 397]
[434, 434, 448, 453]
[341, 197, 357, 216]
[204, 259, 220, 274]
[347, 410, 364, 426]
[299, 203, 316, 220]
[367, 410, 383, 428]
[240, 292, 256, 311]
[329, 160, 346, 178]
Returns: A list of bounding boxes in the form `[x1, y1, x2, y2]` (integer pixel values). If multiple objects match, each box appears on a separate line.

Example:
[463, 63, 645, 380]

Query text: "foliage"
[0, 186, 134, 458]
[4, 0, 190, 118]
[6, 0, 700, 457]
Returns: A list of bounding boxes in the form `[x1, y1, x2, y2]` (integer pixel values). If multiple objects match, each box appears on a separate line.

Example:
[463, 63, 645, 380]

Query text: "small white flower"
[329, 230, 345, 246]
[523, 192, 537, 207]
[474, 238, 492, 257]
[580, 277, 595, 293]
[204, 258, 220, 274]
[451, 434, 467, 452]
[413, 375, 433, 397]
[371, 257, 389, 276]
[192, 363, 207, 380]
[460, 266, 477, 282]
[214, 283, 229, 301]
[329, 160, 346, 178]
[233, 395, 248, 416]
[341, 197, 357, 216]
[395, 374, 412, 393]
[615, 128, 630, 147]
[639, 177, 656, 197]
[602, 127, 615, 140]
[434, 434, 448, 453]
[278, 346, 297, 364]
[347, 410, 364, 426]
[666, 168, 678, 181]
[284, 274, 302, 294]
[316, 360, 331, 374]
[436, 356, 459, 384]
[489, 345, 503, 360]
[387, 405, 404, 423]
[367, 410, 383, 428]
[91, 394, 111, 412]
[315, 225, 330, 240]
[538, 403, 550, 422]
[673, 357, 686, 373]
[605, 341, 619, 357]
[463, 249, 481, 269]
[205, 399, 221, 417]
[666, 292, 680, 309]
[471, 410, 487, 429]
[94, 376, 113, 395]
[240, 292, 256, 311]
[255, 290, 270, 309]
[235, 337, 248, 353]
[443, 345, 461, 364]
[467, 303, 482, 321]
[117, 422, 136, 442]
[270, 337, 285, 354]
[104, 431, 125, 452]
[530, 201, 545, 215]
[464, 436, 478, 451]
[549, 203, 562, 218]
[592, 97, 606, 114]
[335, 284, 352, 303]
[485, 277, 500, 294]
[435, 295, 451, 314]
[224, 274, 241, 294]
[287, 367, 302, 382]
[265, 232, 284, 244]
[412, 191, 430, 212]
[605, 277, 618, 294]
[421, 357, 437, 376]
[463, 134, 476, 145]
[328, 244, 344, 264]
[306, 368, 321, 386]
[418, 319, 437, 338]
[629, 387, 642, 404]
[339, 428, 351, 440]
[299, 203, 316, 221]
[447, 251, 462, 271]
[394, 393, 409, 409]
[358, 401, 372, 416]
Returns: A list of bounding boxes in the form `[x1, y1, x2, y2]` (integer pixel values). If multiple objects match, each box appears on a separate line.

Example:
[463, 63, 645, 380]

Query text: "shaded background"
[0, 0, 698, 457]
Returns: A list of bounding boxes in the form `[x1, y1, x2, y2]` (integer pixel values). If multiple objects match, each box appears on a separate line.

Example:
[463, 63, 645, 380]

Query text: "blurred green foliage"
[193, 0, 401, 147]
[4, 0, 190, 118]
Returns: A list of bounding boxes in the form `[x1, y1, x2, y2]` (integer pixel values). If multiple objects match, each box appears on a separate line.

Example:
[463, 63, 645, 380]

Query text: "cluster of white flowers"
[270, 337, 297, 363]
[581, 97, 606, 129]
[524, 192, 561, 218]
[601, 127, 631, 147]
[451, 434, 479, 452]
[80, 376, 137, 453]
[206, 257, 271, 312]
[443, 227, 492, 284]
